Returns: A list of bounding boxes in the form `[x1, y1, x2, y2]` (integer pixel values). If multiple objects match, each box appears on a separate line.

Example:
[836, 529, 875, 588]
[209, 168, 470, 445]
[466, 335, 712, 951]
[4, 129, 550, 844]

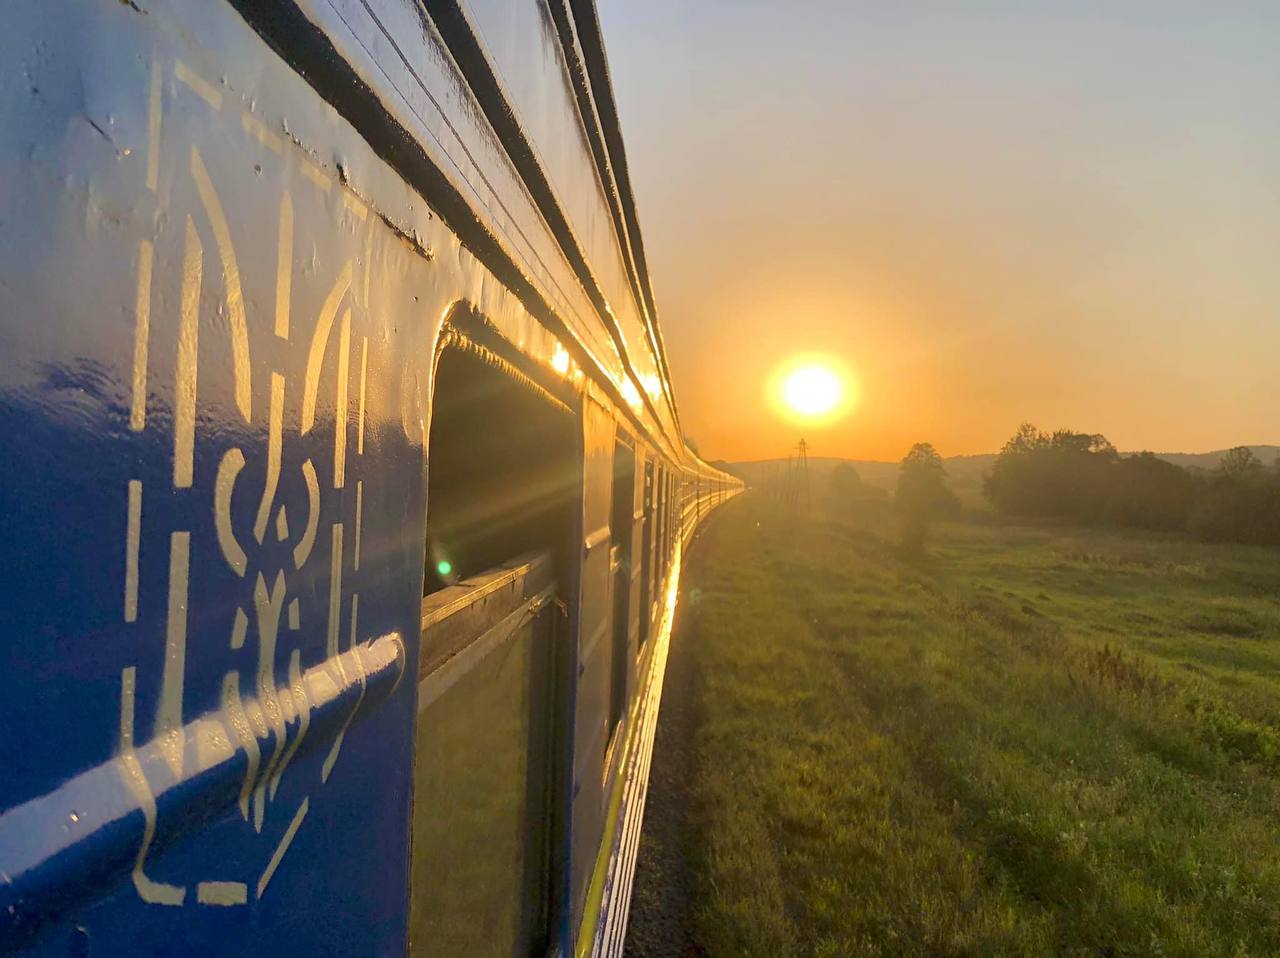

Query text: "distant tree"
[1106, 452, 1198, 530]
[830, 462, 861, 493]
[684, 434, 701, 457]
[983, 423, 1049, 514]
[1219, 446, 1264, 480]
[1045, 430, 1117, 520]
[1005, 421, 1047, 456]
[984, 423, 1117, 520]
[896, 443, 956, 553]
[825, 462, 864, 513]
[1189, 447, 1280, 544]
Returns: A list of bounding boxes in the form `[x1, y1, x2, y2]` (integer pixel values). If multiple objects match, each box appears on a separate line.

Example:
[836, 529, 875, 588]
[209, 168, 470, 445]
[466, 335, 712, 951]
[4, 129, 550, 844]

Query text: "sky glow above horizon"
[598, 1, 1280, 462]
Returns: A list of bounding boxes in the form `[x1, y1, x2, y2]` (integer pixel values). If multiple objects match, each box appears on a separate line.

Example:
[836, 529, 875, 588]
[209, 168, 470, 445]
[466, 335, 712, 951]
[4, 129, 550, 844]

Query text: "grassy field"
[673, 492, 1280, 957]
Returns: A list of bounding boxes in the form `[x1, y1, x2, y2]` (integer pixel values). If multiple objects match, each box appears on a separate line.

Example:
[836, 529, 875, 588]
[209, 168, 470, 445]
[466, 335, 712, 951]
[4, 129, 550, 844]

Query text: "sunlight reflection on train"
[620, 378, 642, 411]
[551, 342, 571, 376]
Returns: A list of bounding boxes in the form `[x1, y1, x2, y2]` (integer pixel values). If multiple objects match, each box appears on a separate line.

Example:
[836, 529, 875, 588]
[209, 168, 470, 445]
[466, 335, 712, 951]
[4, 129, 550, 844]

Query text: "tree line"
[983, 424, 1280, 545]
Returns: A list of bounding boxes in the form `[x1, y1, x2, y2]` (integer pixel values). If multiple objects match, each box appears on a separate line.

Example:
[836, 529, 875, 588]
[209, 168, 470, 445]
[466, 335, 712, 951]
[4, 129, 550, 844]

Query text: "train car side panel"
[0, 0, 744, 954]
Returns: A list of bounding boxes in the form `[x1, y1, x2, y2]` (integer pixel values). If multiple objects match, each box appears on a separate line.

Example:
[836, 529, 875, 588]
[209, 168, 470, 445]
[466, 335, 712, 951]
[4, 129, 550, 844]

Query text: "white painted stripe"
[334, 310, 351, 488]
[146, 61, 161, 192]
[175, 60, 222, 110]
[157, 531, 190, 779]
[274, 193, 293, 338]
[173, 219, 201, 489]
[257, 797, 308, 899]
[124, 481, 142, 622]
[357, 338, 368, 454]
[354, 481, 363, 572]
[326, 524, 343, 661]
[120, 666, 136, 751]
[241, 112, 283, 154]
[197, 881, 247, 906]
[322, 596, 365, 783]
[230, 607, 248, 650]
[130, 242, 152, 431]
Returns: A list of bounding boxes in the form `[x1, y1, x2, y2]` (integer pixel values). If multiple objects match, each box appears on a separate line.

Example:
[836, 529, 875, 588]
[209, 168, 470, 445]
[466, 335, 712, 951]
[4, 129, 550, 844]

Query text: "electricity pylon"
[795, 438, 811, 510]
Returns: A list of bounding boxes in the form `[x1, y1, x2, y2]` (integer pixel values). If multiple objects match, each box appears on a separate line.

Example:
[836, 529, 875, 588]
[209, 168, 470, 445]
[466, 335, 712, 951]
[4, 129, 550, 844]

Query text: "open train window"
[410, 336, 579, 958]
[422, 343, 578, 594]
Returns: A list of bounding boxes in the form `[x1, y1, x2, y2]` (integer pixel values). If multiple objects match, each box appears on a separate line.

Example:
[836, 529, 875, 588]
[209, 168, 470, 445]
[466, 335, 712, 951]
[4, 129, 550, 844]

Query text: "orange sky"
[599, 2, 1280, 462]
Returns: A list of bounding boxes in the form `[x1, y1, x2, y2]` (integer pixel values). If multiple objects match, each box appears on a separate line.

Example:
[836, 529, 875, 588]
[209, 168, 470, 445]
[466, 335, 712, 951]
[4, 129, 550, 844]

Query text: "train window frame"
[409, 314, 582, 958]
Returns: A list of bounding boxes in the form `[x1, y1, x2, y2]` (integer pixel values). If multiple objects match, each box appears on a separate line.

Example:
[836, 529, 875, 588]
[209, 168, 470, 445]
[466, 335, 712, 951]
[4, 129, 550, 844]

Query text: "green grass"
[676, 493, 1280, 957]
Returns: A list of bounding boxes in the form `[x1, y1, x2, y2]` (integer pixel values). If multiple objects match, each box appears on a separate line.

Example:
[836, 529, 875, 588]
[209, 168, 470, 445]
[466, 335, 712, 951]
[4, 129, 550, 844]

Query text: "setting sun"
[770, 356, 855, 426]
[783, 366, 842, 416]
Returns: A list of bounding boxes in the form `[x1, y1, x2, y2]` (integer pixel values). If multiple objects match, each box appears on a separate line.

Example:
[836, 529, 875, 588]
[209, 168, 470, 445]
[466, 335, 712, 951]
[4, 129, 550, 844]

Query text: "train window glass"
[664, 471, 672, 580]
[410, 342, 579, 958]
[656, 467, 668, 587]
[665, 473, 674, 575]
[608, 439, 635, 738]
[656, 474, 663, 590]
[636, 459, 655, 649]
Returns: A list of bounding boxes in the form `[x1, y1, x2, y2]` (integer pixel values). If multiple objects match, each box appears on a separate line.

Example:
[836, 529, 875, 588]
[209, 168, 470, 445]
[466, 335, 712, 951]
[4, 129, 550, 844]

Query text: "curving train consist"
[0, 0, 740, 954]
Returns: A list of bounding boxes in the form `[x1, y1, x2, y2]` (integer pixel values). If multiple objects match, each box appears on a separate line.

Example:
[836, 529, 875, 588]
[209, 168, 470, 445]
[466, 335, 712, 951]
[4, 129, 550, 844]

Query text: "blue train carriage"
[0, 0, 740, 954]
